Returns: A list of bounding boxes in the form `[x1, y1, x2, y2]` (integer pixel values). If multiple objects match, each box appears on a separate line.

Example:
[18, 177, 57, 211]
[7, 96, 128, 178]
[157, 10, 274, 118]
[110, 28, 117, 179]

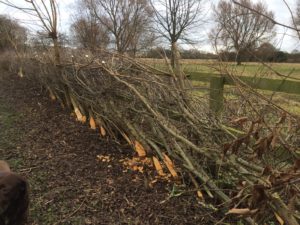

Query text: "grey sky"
[0, 0, 299, 52]
[203, 0, 300, 52]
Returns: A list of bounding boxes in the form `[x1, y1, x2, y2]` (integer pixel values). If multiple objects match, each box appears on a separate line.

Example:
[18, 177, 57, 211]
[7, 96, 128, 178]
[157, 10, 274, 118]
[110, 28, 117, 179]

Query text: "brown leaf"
[254, 137, 268, 158]
[242, 135, 250, 147]
[262, 165, 273, 176]
[253, 131, 260, 140]
[251, 185, 267, 208]
[231, 138, 244, 154]
[222, 142, 231, 155]
[275, 172, 295, 185]
[293, 159, 300, 172]
[266, 133, 274, 149]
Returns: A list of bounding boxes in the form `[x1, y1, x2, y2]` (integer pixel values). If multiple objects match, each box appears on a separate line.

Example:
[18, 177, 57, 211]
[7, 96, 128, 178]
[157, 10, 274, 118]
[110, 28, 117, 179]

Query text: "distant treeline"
[142, 45, 300, 63]
[142, 48, 218, 60]
[219, 51, 300, 63]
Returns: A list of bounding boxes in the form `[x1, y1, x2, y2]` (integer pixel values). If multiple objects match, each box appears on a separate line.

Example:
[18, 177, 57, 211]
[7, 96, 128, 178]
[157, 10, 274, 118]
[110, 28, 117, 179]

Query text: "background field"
[141, 58, 300, 80]
[140, 58, 300, 115]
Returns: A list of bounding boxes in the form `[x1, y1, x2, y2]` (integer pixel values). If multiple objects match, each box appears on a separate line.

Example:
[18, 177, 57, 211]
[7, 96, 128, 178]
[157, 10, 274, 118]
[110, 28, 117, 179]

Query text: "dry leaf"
[274, 212, 284, 225]
[152, 156, 165, 176]
[163, 153, 178, 178]
[134, 141, 147, 157]
[293, 159, 300, 172]
[89, 116, 96, 130]
[100, 126, 106, 136]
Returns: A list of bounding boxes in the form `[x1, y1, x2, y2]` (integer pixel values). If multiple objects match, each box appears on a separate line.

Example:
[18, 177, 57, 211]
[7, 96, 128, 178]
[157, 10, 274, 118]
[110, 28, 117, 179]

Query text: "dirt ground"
[0, 71, 217, 225]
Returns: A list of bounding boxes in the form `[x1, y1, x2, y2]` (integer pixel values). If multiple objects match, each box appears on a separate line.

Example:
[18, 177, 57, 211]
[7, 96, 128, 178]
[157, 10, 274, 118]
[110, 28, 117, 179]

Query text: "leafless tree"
[212, 0, 274, 65]
[293, 0, 300, 38]
[296, 0, 300, 25]
[70, 0, 109, 52]
[0, 0, 61, 64]
[150, 0, 205, 88]
[85, 0, 153, 56]
[0, 15, 27, 76]
[71, 17, 110, 51]
[0, 15, 27, 52]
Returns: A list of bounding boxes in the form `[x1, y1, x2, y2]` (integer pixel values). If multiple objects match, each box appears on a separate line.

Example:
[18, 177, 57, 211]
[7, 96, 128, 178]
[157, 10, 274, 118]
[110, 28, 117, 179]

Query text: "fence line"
[189, 72, 300, 113]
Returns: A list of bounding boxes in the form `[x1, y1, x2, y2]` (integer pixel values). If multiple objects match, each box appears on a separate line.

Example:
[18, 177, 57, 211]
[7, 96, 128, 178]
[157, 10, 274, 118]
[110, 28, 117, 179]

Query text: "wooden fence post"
[210, 76, 225, 114]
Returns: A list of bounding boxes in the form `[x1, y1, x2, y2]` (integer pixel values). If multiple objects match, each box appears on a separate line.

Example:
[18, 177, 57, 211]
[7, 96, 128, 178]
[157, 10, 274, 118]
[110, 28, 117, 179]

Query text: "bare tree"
[0, 15, 27, 76]
[71, 17, 110, 51]
[150, 0, 205, 87]
[85, 0, 153, 56]
[212, 0, 274, 65]
[295, 0, 300, 25]
[0, 0, 61, 64]
[70, 0, 109, 52]
[0, 15, 27, 52]
[294, 0, 300, 38]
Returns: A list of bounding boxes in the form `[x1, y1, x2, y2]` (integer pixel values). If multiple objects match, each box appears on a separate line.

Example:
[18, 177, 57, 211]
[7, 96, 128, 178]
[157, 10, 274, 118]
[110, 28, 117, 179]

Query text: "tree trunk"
[52, 37, 61, 65]
[236, 51, 242, 66]
[171, 42, 185, 89]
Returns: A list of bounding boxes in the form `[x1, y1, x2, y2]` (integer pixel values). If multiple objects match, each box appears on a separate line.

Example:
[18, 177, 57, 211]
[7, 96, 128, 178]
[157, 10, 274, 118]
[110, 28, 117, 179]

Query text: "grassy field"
[140, 58, 300, 115]
[140, 58, 300, 80]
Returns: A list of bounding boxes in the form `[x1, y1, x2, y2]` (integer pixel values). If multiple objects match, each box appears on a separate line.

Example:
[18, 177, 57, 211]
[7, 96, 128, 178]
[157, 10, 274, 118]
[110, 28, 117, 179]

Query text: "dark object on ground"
[0, 160, 29, 225]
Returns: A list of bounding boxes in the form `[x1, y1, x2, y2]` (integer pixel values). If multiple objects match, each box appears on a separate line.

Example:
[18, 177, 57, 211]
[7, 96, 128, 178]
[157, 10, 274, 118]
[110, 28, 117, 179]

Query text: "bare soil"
[0, 71, 215, 225]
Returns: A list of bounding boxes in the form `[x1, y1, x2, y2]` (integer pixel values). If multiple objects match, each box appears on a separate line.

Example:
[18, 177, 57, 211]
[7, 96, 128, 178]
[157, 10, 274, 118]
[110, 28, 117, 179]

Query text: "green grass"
[140, 59, 300, 115]
[140, 58, 300, 80]
[0, 101, 25, 168]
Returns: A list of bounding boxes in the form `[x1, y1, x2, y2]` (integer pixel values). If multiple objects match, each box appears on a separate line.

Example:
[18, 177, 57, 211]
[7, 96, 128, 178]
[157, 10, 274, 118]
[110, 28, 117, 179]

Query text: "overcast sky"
[0, 0, 299, 52]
